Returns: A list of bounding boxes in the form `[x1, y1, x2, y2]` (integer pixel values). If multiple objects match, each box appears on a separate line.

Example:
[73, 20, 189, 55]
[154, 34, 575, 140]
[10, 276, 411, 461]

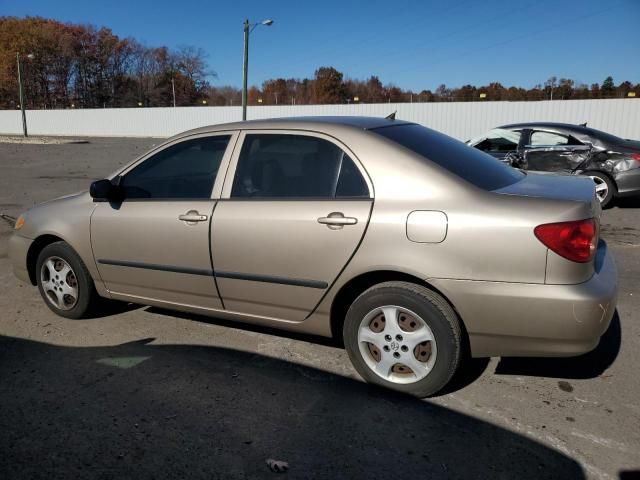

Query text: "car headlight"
[14, 215, 25, 231]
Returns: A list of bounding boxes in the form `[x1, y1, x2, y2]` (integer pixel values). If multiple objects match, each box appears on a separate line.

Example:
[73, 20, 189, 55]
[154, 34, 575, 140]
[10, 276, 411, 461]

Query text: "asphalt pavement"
[0, 138, 638, 479]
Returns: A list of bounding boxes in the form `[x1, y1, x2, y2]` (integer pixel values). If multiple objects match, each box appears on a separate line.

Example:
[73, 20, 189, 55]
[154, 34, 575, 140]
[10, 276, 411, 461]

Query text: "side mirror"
[90, 179, 120, 201]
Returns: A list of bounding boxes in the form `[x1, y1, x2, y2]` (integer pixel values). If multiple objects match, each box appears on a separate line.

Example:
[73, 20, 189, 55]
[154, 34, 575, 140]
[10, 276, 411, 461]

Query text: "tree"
[557, 78, 574, 100]
[0, 16, 215, 108]
[544, 76, 558, 100]
[262, 78, 289, 105]
[435, 84, 450, 101]
[601, 76, 615, 97]
[311, 67, 345, 104]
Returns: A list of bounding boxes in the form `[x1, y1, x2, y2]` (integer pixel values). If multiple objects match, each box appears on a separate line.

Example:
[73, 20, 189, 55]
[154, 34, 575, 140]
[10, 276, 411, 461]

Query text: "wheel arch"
[329, 270, 469, 348]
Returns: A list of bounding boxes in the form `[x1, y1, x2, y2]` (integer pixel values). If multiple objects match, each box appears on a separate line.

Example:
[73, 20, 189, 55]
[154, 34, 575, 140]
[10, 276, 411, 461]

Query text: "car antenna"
[385, 111, 397, 120]
[579, 122, 588, 127]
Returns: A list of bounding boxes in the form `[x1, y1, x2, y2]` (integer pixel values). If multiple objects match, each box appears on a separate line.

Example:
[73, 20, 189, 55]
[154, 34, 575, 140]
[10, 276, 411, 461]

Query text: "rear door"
[524, 130, 590, 172]
[91, 132, 237, 309]
[211, 131, 373, 321]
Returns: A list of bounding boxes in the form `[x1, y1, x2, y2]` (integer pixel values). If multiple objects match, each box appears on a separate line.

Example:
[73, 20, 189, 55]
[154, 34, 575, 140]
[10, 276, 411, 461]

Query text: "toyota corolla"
[8, 117, 617, 397]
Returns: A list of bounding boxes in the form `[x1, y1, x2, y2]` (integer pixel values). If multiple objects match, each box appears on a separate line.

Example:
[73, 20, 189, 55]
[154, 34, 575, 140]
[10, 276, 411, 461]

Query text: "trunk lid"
[493, 171, 597, 205]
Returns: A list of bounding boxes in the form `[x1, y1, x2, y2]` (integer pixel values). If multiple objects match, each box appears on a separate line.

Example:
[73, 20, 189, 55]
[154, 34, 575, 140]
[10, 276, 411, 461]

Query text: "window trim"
[220, 129, 373, 200]
[114, 131, 240, 201]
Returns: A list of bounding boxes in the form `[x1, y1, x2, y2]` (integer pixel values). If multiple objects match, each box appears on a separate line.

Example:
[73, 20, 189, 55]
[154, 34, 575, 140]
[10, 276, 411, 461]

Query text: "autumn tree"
[312, 67, 345, 104]
[0, 16, 213, 108]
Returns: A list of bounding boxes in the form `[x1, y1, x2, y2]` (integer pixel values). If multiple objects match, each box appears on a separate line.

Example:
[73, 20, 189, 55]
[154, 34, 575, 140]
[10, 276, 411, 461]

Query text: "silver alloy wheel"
[357, 305, 437, 384]
[40, 256, 79, 311]
[590, 175, 609, 203]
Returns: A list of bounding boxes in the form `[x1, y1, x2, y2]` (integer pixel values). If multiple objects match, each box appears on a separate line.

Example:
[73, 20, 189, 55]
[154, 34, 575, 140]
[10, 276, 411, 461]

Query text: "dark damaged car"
[467, 122, 640, 207]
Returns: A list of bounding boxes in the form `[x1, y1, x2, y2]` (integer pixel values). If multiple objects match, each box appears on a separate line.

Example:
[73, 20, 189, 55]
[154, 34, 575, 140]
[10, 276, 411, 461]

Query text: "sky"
[3, 0, 640, 91]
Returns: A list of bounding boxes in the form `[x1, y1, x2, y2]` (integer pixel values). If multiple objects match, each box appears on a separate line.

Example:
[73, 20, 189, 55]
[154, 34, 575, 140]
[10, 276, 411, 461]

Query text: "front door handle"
[318, 212, 358, 229]
[179, 210, 208, 224]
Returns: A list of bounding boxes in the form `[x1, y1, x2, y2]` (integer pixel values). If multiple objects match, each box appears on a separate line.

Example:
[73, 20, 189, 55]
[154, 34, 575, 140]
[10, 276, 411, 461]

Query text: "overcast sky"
[4, 0, 640, 90]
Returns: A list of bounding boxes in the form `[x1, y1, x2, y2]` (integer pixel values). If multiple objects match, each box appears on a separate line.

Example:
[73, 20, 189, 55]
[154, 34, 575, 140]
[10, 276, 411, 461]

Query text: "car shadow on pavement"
[494, 310, 621, 379]
[0, 334, 585, 480]
[615, 197, 640, 209]
[86, 299, 143, 319]
[146, 306, 492, 394]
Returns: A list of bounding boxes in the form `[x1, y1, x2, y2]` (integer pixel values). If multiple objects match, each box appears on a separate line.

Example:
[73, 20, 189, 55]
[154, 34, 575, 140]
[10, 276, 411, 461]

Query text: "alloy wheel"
[40, 256, 79, 311]
[357, 305, 437, 384]
[590, 175, 609, 203]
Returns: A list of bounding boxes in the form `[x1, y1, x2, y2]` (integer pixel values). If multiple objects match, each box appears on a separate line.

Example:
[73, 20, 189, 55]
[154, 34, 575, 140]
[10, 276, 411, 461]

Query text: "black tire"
[584, 171, 615, 208]
[343, 281, 462, 398]
[36, 241, 97, 319]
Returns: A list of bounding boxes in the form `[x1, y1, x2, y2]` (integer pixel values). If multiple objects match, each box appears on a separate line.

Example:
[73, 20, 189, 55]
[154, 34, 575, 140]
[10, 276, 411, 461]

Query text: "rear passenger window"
[336, 156, 369, 197]
[231, 134, 369, 199]
[530, 131, 582, 146]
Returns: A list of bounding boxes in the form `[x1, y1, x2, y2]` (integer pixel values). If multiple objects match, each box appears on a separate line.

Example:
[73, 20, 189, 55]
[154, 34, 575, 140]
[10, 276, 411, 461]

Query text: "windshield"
[373, 124, 524, 191]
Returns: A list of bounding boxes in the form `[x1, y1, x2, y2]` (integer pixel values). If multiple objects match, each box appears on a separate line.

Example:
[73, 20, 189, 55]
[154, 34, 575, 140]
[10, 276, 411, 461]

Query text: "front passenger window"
[121, 136, 230, 199]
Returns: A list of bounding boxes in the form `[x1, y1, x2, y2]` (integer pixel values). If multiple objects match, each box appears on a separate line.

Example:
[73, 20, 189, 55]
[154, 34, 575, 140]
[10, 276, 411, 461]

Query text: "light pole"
[242, 18, 273, 121]
[17, 52, 34, 137]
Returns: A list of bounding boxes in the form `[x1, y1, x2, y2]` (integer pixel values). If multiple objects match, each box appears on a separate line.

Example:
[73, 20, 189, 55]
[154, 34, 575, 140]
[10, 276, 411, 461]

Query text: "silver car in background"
[9, 117, 617, 397]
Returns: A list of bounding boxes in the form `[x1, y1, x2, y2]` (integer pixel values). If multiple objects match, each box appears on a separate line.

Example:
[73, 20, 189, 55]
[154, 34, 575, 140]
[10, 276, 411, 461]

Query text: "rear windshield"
[372, 124, 524, 191]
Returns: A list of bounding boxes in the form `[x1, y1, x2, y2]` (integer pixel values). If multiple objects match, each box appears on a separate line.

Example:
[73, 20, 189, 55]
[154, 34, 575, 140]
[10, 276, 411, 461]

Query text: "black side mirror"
[90, 179, 121, 201]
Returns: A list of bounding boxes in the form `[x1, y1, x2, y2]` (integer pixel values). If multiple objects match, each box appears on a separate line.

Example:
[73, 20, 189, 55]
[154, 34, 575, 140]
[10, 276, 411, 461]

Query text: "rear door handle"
[318, 212, 358, 229]
[179, 210, 208, 224]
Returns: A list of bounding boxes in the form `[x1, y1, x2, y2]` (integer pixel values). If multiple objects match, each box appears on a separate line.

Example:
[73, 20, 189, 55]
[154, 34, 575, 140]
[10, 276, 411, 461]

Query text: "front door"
[211, 131, 373, 321]
[524, 130, 591, 172]
[91, 132, 236, 309]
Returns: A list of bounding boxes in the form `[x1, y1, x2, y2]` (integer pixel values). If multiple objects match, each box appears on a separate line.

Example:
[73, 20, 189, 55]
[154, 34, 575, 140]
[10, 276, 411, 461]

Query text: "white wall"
[1, 99, 638, 141]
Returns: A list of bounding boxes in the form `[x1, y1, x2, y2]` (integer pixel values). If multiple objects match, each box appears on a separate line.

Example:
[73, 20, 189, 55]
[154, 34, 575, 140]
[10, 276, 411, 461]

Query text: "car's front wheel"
[343, 281, 462, 397]
[36, 241, 97, 319]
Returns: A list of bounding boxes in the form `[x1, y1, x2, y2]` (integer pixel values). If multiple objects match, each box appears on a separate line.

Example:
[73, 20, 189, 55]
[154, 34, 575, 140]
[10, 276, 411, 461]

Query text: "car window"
[373, 124, 524, 191]
[121, 136, 230, 199]
[231, 134, 369, 198]
[471, 129, 522, 153]
[530, 131, 582, 146]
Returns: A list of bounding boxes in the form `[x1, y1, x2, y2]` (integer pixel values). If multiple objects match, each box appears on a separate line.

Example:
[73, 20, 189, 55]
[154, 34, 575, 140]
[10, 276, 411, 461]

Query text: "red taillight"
[631, 153, 640, 162]
[534, 219, 597, 263]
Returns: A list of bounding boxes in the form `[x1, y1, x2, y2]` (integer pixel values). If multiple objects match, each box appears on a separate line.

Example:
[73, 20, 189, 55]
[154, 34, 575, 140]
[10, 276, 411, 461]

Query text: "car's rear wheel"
[36, 241, 97, 319]
[343, 281, 462, 397]
[585, 171, 615, 208]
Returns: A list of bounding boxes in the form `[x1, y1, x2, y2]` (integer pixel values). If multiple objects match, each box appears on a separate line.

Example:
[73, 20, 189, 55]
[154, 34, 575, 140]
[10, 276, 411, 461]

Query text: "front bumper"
[429, 241, 617, 358]
[614, 167, 640, 197]
[8, 233, 33, 284]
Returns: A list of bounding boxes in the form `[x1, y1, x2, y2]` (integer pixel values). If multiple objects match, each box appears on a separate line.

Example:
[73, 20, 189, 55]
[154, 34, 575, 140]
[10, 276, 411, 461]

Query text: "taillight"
[534, 218, 597, 263]
[631, 153, 640, 162]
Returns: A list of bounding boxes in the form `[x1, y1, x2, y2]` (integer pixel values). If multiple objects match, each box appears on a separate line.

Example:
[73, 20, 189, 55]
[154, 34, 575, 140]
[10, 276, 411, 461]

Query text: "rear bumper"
[429, 241, 617, 357]
[614, 167, 640, 196]
[8, 233, 33, 284]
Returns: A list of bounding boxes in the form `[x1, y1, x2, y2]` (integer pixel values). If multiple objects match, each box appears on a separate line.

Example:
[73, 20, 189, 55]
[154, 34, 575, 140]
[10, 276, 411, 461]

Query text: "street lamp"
[17, 52, 34, 137]
[242, 18, 273, 121]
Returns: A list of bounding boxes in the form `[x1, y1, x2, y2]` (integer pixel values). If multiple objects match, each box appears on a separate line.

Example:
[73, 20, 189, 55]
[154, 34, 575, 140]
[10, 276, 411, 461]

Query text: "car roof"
[499, 122, 589, 134]
[170, 116, 413, 139]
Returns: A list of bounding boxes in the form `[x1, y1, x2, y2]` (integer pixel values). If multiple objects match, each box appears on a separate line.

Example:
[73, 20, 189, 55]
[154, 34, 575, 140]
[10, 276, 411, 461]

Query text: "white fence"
[0, 99, 638, 141]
